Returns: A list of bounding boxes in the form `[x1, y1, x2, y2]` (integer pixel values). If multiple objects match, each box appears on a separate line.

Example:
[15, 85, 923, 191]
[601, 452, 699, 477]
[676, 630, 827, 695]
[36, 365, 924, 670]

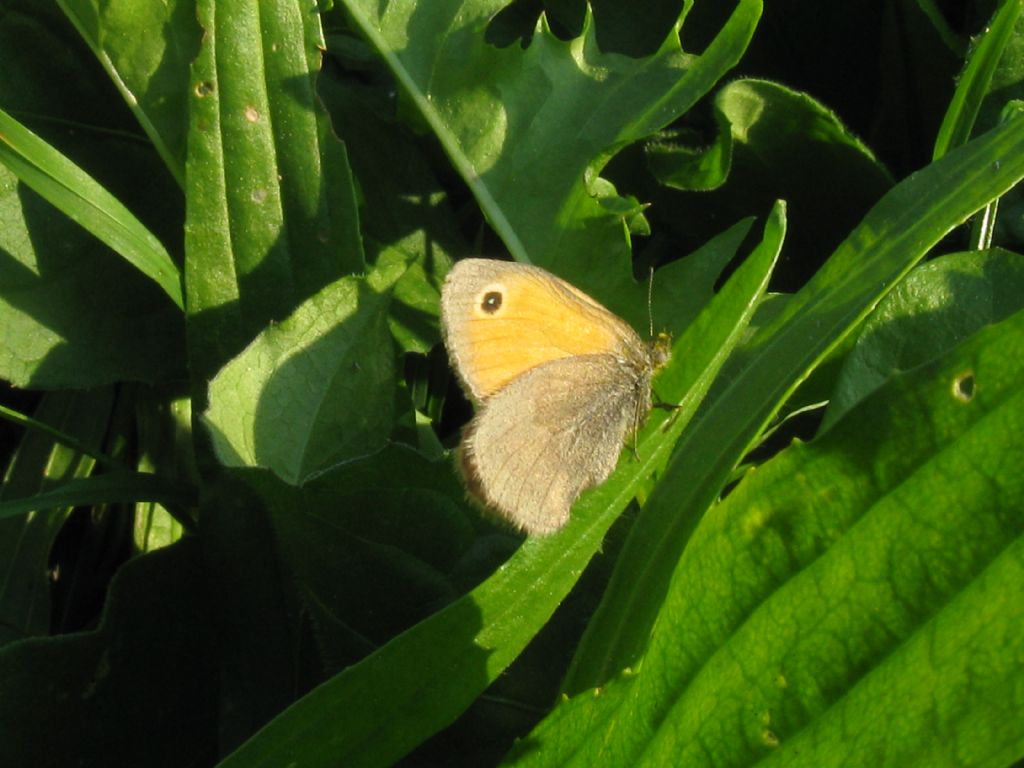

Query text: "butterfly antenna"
[647, 266, 656, 339]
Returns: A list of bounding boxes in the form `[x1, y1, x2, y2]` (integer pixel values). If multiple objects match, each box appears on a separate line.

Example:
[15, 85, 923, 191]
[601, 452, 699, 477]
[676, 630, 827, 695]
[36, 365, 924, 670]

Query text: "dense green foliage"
[1, 1, 1022, 766]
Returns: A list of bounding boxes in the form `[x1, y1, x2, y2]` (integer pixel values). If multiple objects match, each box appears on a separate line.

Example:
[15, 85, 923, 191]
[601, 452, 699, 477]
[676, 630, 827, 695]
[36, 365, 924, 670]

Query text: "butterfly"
[440, 259, 668, 534]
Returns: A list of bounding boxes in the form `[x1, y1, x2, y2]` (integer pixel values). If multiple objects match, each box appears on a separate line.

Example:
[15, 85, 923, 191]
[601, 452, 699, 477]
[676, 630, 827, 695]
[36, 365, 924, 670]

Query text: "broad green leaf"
[388, 252, 446, 354]
[184, 6, 371, 743]
[185, 0, 364, 382]
[0, 539, 218, 767]
[0, 166, 186, 389]
[203, 255, 406, 485]
[317, 72, 463, 353]
[57, 0, 202, 184]
[317, 72, 464, 263]
[213, 204, 783, 768]
[244, 447, 479, 662]
[648, 78, 891, 194]
[564, 110, 1024, 694]
[198, 472, 303, 751]
[0, 4, 187, 389]
[643, 78, 892, 273]
[339, 0, 762, 324]
[0, 107, 183, 308]
[825, 248, 1024, 428]
[509, 304, 1024, 768]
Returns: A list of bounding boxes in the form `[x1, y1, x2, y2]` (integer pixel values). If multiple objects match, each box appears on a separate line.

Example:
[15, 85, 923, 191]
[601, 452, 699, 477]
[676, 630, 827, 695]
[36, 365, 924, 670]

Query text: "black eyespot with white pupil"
[481, 290, 503, 314]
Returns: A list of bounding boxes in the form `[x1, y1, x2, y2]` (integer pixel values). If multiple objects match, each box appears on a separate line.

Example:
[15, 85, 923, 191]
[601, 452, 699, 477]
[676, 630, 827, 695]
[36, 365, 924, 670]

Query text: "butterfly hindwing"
[459, 354, 650, 533]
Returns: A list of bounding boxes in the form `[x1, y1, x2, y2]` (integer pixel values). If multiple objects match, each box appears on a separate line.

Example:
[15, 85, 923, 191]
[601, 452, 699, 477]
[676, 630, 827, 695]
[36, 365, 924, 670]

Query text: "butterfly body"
[440, 259, 666, 534]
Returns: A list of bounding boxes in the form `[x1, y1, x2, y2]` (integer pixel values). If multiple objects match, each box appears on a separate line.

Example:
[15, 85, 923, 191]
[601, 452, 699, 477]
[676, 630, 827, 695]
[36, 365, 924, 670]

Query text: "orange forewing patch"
[453, 271, 630, 399]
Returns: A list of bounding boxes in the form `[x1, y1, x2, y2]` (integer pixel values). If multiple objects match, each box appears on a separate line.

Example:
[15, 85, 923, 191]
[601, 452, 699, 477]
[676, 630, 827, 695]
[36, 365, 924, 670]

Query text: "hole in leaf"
[952, 371, 975, 402]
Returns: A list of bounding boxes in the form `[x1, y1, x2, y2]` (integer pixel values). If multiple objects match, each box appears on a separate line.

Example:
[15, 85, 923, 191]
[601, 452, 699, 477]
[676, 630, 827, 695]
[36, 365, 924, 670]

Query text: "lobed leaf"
[338, 0, 762, 325]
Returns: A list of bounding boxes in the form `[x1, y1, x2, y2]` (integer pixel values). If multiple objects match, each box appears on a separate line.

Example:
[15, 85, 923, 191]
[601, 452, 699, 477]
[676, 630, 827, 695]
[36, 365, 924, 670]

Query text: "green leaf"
[0, 107, 183, 308]
[0, 390, 112, 646]
[0, 470, 196, 522]
[212, 202, 783, 768]
[203, 255, 406, 485]
[132, 393, 194, 552]
[933, 0, 1023, 159]
[133, 504, 185, 553]
[388, 251, 445, 354]
[0, 5, 186, 389]
[564, 110, 1024, 694]
[185, 0, 364, 382]
[646, 123, 732, 192]
[825, 248, 1024, 428]
[0, 166, 186, 389]
[339, 0, 762, 323]
[317, 73, 464, 269]
[0, 539, 219, 767]
[249, 447, 479, 656]
[181, 1, 378, 752]
[650, 216, 755, 336]
[509, 305, 1024, 768]
[56, 0, 201, 184]
[649, 78, 891, 194]
[643, 78, 893, 271]
[198, 473, 302, 751]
